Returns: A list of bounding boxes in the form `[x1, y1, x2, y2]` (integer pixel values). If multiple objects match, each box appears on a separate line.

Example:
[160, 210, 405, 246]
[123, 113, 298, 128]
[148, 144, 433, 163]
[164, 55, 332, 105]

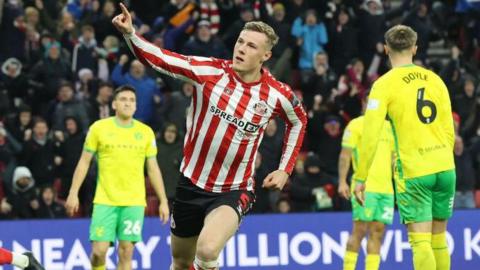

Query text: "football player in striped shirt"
[113, 3, 307, 270]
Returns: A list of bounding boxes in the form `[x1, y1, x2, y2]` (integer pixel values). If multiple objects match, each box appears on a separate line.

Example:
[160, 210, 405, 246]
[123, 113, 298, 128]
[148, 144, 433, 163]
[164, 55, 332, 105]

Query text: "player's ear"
[383, 44, 389, 55]
[412, 45, 417, 56]
[111, 99, 117, 110]
[262, 50, 272, 63]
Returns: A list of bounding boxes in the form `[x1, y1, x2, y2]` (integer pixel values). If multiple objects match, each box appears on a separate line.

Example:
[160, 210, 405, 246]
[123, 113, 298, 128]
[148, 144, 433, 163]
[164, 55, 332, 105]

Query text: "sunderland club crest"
[253, 101, 268, 115]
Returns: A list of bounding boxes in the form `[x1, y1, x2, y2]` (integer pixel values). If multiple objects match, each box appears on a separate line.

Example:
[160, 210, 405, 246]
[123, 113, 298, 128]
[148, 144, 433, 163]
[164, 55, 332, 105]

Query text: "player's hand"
[338, 182, 350, 200]
[158, 201, 169, 225]
[354, 181, 366, 206]
[65, 194, 80, 217]
[112, 3, 134, 35]
[263, 170, 289, 190]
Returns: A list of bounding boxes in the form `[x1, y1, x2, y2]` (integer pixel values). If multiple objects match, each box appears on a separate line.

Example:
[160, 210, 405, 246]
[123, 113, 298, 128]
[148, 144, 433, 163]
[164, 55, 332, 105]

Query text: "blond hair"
[384, 24, 417, 52]
[242, 21, 279, 49]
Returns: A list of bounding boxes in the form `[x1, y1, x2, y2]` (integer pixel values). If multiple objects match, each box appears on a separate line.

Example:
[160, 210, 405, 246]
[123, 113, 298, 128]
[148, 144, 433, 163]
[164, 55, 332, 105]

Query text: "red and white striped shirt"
[124, 31, 307, 192]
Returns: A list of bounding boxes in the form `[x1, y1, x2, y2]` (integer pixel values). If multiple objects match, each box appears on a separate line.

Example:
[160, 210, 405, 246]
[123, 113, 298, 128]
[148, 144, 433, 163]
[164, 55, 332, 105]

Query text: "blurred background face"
[58, 85, 74, 102]
[352, 60, 364, 74]
[19, 111, 31, 126]
[113, 91, 136, 118]
[130, 60, 145, 79]
[98, 85, 113, 103]
[197, 26, 212, 42]
[42, 187, 55, 205]
[164, 125, 178, 144]
[25, 8, 39, 25]
[182, 82, 194, 97]
[82, 28, 94, 41]
[65, 118, 78, 135]
[241, 10, 254, 22]
[338, 10, 349, 25]
[48, 46, 60, 60]
[33, 121, 48, 140]
[233, 30, 270, 73]
[464, 80, 475, 97]
[17, 177, 32, 188]
[103, 0, 116, 17]
[305, 12, 317, 25]
[315, 53, 328, 67]
[273, 6, 285, 21]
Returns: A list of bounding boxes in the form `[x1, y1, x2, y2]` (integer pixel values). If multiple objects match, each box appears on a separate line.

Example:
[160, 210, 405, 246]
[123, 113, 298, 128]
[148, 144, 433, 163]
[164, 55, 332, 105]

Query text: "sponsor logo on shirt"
[367, 99, 380, 110]
[210, 105, 260, 133]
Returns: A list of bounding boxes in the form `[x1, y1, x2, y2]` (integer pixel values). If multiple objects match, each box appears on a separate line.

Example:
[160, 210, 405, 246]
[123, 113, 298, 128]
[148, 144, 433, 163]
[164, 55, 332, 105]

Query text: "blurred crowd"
[0, 0, 479, 220]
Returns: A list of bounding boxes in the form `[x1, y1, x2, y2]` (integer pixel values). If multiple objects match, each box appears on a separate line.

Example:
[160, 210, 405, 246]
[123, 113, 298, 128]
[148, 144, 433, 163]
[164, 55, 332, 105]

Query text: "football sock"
[365, 254, 381, 270]
[408, 232, 436, 270]
[343, 251, 358, 270]
[432, 232, 450, 270]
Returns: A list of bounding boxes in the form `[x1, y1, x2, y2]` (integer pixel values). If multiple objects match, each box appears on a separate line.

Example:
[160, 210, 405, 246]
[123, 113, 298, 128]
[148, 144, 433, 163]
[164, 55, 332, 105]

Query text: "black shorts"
[170, 176, 255, 238]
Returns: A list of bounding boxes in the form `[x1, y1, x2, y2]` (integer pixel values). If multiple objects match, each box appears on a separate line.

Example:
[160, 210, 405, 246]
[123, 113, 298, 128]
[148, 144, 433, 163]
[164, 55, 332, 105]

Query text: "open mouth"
[235, 56, 244, 62]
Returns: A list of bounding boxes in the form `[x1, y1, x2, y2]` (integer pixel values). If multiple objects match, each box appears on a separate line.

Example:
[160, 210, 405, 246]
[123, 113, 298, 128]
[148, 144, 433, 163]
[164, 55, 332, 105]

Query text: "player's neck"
[235, 67, 262, 84]
[389, 55, 414, 68]
[114, 115, 133, 127]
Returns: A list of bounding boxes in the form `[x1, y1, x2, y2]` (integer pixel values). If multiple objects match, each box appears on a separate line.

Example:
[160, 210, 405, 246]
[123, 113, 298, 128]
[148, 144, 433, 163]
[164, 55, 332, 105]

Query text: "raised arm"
[113, 3, 223, 84]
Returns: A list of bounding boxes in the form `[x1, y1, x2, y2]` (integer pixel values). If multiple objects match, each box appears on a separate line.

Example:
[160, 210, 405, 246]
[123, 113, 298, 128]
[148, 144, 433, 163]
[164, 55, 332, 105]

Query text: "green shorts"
[352, 192, 394, 224]
[396, 170, 456, 224]
[90, 204, 145, 243]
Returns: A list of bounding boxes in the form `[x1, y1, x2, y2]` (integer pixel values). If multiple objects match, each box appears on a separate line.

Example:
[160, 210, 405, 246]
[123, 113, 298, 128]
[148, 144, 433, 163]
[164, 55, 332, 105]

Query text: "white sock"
[11, 253, 29, 268]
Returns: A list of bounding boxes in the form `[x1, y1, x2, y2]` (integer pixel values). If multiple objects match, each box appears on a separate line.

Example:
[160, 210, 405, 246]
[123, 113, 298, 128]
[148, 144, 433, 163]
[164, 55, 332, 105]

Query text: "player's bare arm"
[338, 147, 353, 199]
[65, 150, 94, 216]
[146, 157, 170, 224]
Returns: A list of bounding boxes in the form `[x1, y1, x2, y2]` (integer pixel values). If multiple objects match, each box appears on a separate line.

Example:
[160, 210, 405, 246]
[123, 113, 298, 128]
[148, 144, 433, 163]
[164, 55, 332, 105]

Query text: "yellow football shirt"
[84, 117, 157, 206]
[357, 64, 455, 181]
[342, 116, 394, 194]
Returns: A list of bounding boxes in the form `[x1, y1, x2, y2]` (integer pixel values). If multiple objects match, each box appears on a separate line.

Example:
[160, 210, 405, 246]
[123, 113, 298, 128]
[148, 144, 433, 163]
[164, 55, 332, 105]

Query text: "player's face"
[113, 91, 136, 119]
[233, 30, 272, 73]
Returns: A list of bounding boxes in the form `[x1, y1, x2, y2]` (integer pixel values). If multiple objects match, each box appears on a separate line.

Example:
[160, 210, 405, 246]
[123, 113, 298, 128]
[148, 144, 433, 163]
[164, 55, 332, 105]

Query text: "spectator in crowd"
[111, 56, 162, 124]
[48, 82, 90, 132]
[30, 41, 72, 113]
[87, 0, 120, 43]
[1, 166, 38, 219]
[1, 58, 32, 111]
[259, 119, 283, 173]
[307, 114, 343, 175]
[72, 25, 101, 77]
[222, 3, 255, 49]
[88, 82, 114, 122]
[265, 2, 294, 84]
[276, 197, 291, 213]
[20, 118, 59, 187]
[251, 152, 272, 213]
[56, 11, 79, 53]
[304, 51, 338, 110]
[160, 81, 193, 135]
[182, 20, 229, 59]
[57, 116, 85, 199]
[357, 0, 386, 65]
[453, 114, 477, 209]
[35, 185, 66, 218]
[327, 7, 359, 75]
[156, 123, 183, 203]
[0, 126, 23, 192]
[5, 105, 33, 144]
[292, 9, 328, 84]
[289, 153, 336, 212]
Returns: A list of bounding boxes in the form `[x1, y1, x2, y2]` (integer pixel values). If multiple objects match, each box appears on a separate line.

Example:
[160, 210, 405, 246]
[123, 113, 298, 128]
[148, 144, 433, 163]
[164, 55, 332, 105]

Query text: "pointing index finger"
[119, 3, 129, 17]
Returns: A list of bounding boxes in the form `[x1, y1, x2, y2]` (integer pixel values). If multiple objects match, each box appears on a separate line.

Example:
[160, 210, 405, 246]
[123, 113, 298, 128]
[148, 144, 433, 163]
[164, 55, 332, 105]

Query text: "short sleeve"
[145, 128, 157, 158]
[84, 123, 99, 153]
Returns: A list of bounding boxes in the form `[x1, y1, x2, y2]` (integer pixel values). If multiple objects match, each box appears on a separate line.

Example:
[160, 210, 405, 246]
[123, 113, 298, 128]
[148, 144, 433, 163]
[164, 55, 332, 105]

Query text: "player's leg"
[344, 221, 368, 270]
[431, 170, 456, 270]
[171, 234, 198, 270]
[23, 251, 45, 270]
[91, 242, 110, 270]
[117, 206, 145, 270]
[344, 191, 369, 270]
[90, 204, 118, 270]
[365, 192, 394, 270]
[193, 190, 255, 270]
[396, 174, 436, 270]
[366, 221, 385, 270]
[170, 179, 208, 270]
[117, 241, 135, 270]
[0, 248, 28, 268]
